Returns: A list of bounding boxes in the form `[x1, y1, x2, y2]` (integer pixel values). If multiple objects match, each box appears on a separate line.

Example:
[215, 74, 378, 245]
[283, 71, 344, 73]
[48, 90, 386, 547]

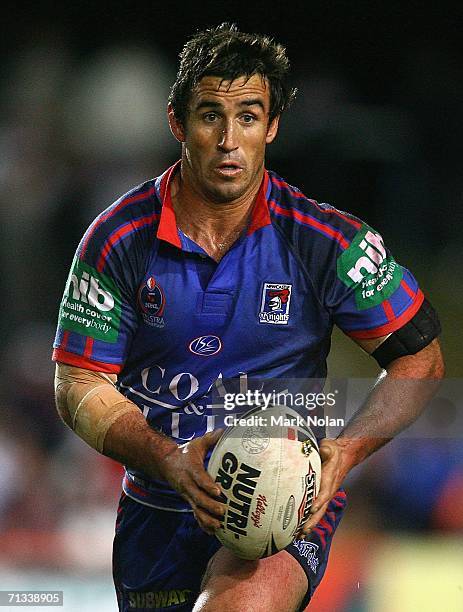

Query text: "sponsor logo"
[259, 282, 292, 325]
[189, 335, 222, 356]
[241, 426, 270, 454]
[58, 258, 121, 342]
[295, 469, 317, 533]
[128, 589, 192, 609]
[337, 225, 403, 309]
[214, 452, 262, 539]
[283, 495, 295, 530]
[251, 493, 268, 528]
[138, 276, 166, 328]
[292, 540, 320, 573]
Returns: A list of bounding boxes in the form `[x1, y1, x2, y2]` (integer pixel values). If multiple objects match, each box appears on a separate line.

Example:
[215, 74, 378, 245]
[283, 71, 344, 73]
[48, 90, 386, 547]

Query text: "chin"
[207, 182, 247, 204]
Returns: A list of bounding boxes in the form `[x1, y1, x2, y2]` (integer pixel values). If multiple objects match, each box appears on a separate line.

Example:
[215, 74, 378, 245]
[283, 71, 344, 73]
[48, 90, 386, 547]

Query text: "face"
[168, 74, 279, 204]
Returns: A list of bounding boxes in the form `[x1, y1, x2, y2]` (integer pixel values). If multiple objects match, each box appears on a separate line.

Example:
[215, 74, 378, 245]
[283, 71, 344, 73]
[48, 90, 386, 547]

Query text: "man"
[53, 24, 444, 611]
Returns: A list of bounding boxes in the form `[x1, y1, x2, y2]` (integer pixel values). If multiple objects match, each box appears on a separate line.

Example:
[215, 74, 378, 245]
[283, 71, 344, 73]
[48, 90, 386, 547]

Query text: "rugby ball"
[207, 404, 321, 559]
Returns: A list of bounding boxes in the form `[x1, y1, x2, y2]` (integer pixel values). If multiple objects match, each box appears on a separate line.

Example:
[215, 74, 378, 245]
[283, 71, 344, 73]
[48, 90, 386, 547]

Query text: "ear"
[265, 115, 280, 144]
[167, 104, 186, 142]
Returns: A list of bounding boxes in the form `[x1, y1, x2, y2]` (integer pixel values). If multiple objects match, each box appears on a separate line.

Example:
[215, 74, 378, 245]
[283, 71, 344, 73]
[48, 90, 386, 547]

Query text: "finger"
[313, 455, 339, 506]
[192, 464, 223, 498]
[297, 477, 335, 538]
[174, 467, 223, 510]
[188, 479, 226, 517]
[312, 475, 335, 510]
[192, 506, 222, 535]
[310, 491, 331, 515]
[296, 501, 329, 539]
[313, 462, 338, 503]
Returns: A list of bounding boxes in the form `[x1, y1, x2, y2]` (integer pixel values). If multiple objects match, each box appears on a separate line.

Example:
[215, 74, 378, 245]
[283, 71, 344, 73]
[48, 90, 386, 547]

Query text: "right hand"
[156, 429, 225, 535]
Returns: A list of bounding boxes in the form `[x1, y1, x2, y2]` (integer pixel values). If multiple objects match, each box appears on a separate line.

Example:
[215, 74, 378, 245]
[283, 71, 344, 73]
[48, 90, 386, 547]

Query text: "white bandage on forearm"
[54, 363, 140, 453]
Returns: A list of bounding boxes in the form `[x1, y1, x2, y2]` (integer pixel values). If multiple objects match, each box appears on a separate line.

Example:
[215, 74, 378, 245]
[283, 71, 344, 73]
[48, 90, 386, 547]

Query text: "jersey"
[52, 161, 423, 510]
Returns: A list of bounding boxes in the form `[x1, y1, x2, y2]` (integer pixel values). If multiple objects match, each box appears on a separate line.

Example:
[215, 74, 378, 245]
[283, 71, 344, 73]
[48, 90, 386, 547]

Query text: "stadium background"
[0, 2, 462, 610]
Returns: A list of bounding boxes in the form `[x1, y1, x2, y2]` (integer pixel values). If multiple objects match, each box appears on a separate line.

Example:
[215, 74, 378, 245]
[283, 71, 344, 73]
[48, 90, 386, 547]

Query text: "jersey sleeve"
[327, 223, 423, 339]
[52, 182, 158, 373]
[266, 173, 424, 341]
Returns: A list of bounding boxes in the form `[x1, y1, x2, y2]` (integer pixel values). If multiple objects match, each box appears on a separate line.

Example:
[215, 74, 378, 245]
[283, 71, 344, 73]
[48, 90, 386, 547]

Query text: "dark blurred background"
[0, 2, 462, 610]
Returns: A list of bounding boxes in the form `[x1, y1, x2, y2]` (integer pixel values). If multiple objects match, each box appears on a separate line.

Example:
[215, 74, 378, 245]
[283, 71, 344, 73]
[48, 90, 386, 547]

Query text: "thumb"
[319, 439, 336, 462]
[202, 428, 224, 449]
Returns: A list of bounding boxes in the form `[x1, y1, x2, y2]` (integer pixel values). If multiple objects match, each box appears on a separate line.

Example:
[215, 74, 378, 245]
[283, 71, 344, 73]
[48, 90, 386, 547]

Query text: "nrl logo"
[138, 276, 166, 328]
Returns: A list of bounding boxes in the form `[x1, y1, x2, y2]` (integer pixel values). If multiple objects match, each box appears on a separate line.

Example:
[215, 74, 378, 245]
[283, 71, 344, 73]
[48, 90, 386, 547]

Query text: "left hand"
[297, 438, 349, 539]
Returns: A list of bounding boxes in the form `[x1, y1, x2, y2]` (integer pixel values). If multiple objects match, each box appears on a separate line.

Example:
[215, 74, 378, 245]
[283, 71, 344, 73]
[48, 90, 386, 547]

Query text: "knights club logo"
[138, 276, 166, 328]
[259, 282, 292, 325]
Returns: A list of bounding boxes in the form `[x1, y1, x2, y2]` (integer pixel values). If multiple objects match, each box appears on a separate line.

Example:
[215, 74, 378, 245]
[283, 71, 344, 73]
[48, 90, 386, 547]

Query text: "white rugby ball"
[207, 404, 321, 560]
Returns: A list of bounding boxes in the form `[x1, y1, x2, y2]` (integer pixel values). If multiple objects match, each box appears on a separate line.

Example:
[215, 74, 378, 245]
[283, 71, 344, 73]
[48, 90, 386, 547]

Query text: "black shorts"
[113, 490, 347, 611]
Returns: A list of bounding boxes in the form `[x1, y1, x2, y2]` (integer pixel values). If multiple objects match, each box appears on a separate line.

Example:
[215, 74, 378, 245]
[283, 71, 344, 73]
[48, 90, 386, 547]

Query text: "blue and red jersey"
[53, 162, 423, 510]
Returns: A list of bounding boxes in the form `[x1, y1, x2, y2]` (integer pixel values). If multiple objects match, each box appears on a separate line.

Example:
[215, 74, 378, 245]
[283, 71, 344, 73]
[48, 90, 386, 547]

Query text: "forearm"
[102, 410, 177, 480]
[55, 362, 225, 532]
[336, 338, 445, 471]
[54, 363, 177, 480]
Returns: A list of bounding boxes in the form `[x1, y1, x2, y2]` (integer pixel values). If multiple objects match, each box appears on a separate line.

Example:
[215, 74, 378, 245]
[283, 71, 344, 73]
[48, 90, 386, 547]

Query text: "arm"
[55, 362, 224, 533]
[300, 337, 444, 536]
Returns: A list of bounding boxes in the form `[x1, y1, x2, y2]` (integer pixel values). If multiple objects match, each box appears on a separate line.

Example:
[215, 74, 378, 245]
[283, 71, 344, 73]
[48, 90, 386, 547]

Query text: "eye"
[203, 112, 218, 122]
[241, 114, 256, 123]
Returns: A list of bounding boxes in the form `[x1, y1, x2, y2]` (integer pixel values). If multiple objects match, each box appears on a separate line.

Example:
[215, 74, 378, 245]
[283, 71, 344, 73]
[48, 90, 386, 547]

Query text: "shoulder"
[77, 175, 164, 267]
[267, 170, 363, 252]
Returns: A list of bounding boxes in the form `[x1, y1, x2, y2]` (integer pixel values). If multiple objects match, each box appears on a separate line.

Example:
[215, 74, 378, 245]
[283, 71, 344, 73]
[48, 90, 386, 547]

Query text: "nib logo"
[59, 258, 121, 343]
[67, 270, 114, 311]
[337, 224, 403, 310]
[346, 230, 386, 283]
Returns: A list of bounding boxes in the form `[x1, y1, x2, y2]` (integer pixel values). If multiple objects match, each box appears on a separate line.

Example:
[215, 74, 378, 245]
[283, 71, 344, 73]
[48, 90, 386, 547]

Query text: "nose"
[217, 121, 238, 153]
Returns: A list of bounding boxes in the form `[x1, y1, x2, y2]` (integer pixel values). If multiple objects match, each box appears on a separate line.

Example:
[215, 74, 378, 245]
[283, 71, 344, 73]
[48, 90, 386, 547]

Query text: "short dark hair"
[169, 23, 297, 125]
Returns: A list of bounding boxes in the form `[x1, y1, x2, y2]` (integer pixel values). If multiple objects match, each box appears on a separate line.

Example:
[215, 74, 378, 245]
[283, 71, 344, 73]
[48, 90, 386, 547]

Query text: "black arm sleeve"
[371, 299, 441, 368]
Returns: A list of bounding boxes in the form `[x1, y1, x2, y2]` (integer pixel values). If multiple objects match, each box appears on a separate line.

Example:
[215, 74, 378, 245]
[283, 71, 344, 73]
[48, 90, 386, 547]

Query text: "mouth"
[214, 161, 244, 177]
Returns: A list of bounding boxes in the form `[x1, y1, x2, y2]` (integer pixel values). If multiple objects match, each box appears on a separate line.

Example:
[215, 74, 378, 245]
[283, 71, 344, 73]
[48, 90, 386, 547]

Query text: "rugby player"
[53, 23, 444, 611]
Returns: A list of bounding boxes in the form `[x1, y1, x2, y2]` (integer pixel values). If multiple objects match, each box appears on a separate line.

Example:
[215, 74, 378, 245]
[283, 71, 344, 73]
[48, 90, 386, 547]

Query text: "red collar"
[156, 162, 271, 248]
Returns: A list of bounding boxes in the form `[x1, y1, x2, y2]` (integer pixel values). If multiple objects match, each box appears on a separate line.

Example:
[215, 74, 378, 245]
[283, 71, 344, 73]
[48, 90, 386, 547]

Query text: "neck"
[171, 163, 264, 260]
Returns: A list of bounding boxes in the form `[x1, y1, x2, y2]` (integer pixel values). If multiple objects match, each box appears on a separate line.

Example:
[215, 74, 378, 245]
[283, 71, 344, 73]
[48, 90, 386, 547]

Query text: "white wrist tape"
[54, 363, 140, 453]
